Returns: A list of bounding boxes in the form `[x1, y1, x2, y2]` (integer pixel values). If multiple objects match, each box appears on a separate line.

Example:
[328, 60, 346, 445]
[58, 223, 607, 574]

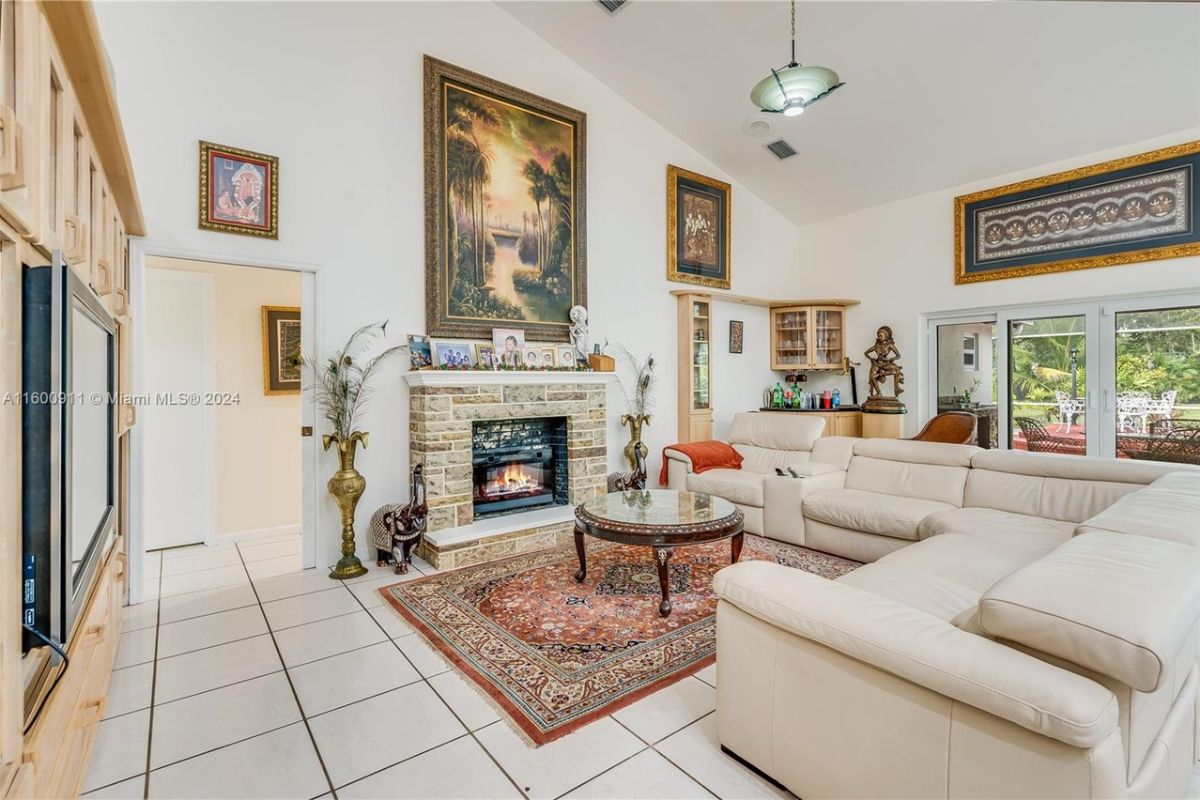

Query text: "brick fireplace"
[404, 372, 611, 568]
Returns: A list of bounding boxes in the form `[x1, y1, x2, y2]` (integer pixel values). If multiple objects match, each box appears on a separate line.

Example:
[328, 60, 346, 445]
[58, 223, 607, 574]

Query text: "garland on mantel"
[417, 364, 594, 373]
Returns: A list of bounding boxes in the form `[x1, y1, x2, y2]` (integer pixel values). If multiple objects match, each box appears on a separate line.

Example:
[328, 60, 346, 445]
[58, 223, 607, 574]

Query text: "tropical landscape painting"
[425, 57, 587, 341]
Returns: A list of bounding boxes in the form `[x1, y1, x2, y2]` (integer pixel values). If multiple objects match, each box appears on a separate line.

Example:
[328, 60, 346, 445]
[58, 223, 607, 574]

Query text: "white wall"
[149, 256, 302, 537]
[97, 1, 800, 565]
[790, 129, 1200, 433]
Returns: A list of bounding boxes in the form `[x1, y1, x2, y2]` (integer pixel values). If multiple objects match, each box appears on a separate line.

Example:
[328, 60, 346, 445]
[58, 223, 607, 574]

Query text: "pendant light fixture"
[750, 0, 844, 117]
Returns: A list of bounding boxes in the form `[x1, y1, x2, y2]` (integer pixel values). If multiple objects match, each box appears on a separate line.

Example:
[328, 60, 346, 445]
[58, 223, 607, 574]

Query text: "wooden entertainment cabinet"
[0, 2, 144, 797]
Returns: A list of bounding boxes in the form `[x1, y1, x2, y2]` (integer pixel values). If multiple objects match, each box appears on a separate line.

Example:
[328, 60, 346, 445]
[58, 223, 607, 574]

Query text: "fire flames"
[481, 463, 543, 498]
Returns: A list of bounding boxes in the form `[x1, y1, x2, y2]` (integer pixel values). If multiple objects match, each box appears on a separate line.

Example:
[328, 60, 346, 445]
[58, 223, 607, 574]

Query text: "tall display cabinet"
[0, 3, 145, 797]
[676, 293, 713, 442]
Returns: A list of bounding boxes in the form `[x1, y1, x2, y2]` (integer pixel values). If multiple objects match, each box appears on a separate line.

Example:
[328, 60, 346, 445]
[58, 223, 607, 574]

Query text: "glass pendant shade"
[750, 63, 843, 115]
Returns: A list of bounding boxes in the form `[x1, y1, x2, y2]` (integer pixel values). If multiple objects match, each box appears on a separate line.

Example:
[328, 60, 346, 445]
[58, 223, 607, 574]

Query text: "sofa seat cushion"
[803, 489, 953, 541]
[980, 530, 1200, 692]
[838, 532, 1045, 624]
[686, 469, 764, 508]
[918, 508, 1073, 558]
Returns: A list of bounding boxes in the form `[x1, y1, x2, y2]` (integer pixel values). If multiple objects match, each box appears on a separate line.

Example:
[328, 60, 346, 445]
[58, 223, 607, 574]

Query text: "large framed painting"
[955, 140, 1200, 284]
[261, 305, 301, 395]
[199, 141, 279, 239]
[424, 57, 586, 342]
[667, 165, 731, 290]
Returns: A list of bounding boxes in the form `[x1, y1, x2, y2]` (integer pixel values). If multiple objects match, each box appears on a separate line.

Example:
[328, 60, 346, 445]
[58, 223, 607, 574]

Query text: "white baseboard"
[218, 524, 302, 544]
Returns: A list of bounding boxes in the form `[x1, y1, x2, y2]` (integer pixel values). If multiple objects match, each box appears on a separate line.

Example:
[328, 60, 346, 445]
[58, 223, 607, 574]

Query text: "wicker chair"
[911, 411, 978, 445]
[1124, 418, 1200, 466]
[1013, 416, 1086, 456]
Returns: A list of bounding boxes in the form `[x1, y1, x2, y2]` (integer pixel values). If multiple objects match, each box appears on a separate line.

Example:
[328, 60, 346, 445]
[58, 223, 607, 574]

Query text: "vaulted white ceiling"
[500, 0, 1200, 226]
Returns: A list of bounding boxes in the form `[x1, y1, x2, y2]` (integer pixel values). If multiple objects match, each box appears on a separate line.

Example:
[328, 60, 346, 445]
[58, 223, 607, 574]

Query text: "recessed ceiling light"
[742, 114, 774, 138]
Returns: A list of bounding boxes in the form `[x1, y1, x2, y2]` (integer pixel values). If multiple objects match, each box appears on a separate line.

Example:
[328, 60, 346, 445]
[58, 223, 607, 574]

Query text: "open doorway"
[141, 255, 304, 563]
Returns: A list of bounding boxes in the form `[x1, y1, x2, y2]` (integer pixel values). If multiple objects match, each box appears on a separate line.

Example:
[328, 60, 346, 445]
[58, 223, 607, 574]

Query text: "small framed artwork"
[199, 140, 279, 239]
[954, 140, 1200, 283]
[261, 306, 301, 395]
[492, 327, 526, 367]
[407, 335, 433, 369]
[475, 344, 497, 369]
[539, 347, 557, 369]
[556, 344, 576, 367]
[729, 320, 744, 354]
[667, 164, 731, 290]
[434, 341, 475, 368]
[522, 348, 542, 368]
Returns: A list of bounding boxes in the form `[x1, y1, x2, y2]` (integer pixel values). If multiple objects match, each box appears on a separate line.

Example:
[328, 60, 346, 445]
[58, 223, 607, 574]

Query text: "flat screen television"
[22, 253, 117, 653]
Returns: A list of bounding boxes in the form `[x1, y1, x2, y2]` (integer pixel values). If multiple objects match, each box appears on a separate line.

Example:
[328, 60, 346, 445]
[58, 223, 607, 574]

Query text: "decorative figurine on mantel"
[569, 305, 590, 366]
[370, 465, 427, 575]
[862, 325, 906, 413]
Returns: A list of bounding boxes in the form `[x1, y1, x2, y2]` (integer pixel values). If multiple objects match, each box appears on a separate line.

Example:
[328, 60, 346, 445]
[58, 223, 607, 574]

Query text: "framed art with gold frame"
[199, 141, 279, 239]
[954, 140, 1200, 284]
[424, 56, 587, 342]
[667, 164, 731, 290]
[261, 305, 301, 395]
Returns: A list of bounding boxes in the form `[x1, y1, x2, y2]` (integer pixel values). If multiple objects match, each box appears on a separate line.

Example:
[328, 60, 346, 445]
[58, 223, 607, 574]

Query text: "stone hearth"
[405, 371, 611, 569]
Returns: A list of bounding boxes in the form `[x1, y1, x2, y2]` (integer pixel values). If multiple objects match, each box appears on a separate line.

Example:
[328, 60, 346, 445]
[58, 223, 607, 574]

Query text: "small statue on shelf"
[863, 325, 906, 413]
[569, 305, 589, 366]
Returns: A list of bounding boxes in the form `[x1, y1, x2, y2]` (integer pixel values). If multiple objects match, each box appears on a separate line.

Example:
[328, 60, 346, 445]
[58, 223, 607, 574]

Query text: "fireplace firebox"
[471, 417, 569, 519]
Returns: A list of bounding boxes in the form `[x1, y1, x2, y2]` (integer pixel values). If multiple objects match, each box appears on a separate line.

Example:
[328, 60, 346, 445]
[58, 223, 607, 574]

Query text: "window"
[962, 334, 978, 370]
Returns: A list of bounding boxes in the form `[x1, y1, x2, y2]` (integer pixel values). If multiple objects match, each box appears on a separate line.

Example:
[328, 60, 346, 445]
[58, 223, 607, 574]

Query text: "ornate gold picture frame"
[199, 140, 279, 239]
[954, 140, 1200, 284]
[667, 165, 731, 290]
[261, 305, 301, 395]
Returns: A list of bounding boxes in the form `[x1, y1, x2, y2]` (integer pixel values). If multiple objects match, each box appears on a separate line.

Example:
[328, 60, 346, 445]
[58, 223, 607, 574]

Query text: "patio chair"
[911, 411, 978, 445]
[1126, 418, 1200, 466]
[1145, 390, 1178, 427]
[1117, 391, 1151, 433]
[1014, 416, 1086, 456]
[1053, 391, 1084, 433]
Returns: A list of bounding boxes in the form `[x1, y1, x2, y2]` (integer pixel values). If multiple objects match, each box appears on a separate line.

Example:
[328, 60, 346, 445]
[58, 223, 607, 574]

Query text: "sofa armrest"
[662, 447, 695, 490]
[713, 561, 1117, 749]
[762, 471, 846, 545]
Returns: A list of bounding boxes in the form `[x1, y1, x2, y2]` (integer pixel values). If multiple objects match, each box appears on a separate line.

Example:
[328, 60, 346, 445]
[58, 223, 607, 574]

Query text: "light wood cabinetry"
[760, 410, 862, 438]
[0, 3, 143, 799]
[770, 304, 848, 371]
[676, 293, 713, 443]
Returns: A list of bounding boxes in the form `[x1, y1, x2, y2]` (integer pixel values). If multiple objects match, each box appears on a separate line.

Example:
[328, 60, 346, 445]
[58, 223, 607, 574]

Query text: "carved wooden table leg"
[573, 526, 587, 583]
[731, 531, 744, 564]
[655, 546, 674, 616]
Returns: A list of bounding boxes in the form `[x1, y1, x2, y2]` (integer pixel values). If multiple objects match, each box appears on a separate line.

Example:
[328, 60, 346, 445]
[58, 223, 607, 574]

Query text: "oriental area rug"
[379, 534, 859, 746]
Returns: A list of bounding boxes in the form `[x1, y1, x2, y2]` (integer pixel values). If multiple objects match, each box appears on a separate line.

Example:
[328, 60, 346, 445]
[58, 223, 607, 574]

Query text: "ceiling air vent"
[765, 139, 798, 160]
[597, 0, 627, 14]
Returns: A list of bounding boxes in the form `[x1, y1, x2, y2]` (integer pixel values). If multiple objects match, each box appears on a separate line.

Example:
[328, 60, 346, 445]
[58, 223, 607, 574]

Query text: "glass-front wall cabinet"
[812, 306, 844, 368]
[771, 306, 808, 370]
[771, 304, 846, 370]
[691, 299, 710, 411]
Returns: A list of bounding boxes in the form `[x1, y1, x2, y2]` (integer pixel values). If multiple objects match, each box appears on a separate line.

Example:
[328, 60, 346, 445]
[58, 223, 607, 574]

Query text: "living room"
[0, 1, 1198, 799]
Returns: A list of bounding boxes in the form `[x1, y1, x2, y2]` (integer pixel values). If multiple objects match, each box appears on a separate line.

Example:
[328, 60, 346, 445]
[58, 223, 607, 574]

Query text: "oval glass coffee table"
[574, 489, 745, 616]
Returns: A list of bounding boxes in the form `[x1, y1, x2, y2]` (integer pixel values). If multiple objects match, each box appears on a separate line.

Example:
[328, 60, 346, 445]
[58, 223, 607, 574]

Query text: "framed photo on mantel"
[954, 140, 1200, 284]
[667, 164, 731, 290]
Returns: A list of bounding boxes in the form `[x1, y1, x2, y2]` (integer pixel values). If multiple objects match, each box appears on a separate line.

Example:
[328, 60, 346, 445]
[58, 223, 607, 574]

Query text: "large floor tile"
[367, 604, 413, 639]
[158, 565, 247, 599]
[564, 749, 710, 799]
[83, 709, 150, 793]
[346, 572, 422, 610]
[428, 670, 500, 731]
[245, 554, 303, 580]
[693, 664, 717, 688]
[142, 553, 162, 579]
[474, 716, 644, 800]
[113, 627, 157, 670]
[254, 568, 337, 603]
[160, 542, 234, 561]
[238, 537, 301, 563]
[150, 672, 301, 768]
[337, 736, 520, 800]
[272, 610, 386, 668]
[154, 634, 281, 704]
[262, 586, 360, 630]
[655, 715, 788, 800]
[121, 600, 158, 633]
[308, 682, 465, 788]
[147, 722, 328, 799]
[82, 776, 144, 799]
[393, 633, 450, 678]
[288, 641, 419, 716]
[159, 548, 242, 577]
[157, 583, 258, 625]
[156, 605, 267, 658]
[104, 662, 154, 719]
[612, 677, 715, 744]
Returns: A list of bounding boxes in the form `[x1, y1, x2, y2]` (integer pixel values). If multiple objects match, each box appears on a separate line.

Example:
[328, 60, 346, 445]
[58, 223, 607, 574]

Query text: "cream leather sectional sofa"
[712, 438, 1200, 799]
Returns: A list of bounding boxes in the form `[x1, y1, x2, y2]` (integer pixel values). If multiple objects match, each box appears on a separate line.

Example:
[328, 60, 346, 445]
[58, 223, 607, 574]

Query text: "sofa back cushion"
[1076, 472, 1200, 545]
[965, 450, 1168, 522]
[733, 444, 811, 475]
[728, 412, 825, 475]
[845, 440, 976, 506]
[979, 530, 1200, 693]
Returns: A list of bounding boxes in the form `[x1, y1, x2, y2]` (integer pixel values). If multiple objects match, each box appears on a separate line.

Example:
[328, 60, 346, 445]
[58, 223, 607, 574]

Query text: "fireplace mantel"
[403, 370, 614, 387]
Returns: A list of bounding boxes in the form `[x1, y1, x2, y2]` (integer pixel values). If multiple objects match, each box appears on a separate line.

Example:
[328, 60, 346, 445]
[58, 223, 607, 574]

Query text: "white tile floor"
[82, 532, 792, 800]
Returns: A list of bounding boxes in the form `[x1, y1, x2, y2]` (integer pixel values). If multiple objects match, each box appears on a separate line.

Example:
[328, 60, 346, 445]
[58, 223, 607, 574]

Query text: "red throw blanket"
[659, 441, 744, 486]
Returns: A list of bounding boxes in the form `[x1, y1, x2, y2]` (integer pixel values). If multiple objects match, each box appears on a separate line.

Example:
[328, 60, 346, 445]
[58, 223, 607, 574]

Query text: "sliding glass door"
[930, 291, 1199, 464]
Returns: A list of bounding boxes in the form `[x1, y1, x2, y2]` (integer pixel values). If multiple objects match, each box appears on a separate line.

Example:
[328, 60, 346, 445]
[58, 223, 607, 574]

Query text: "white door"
[143, 269, 215, 550]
